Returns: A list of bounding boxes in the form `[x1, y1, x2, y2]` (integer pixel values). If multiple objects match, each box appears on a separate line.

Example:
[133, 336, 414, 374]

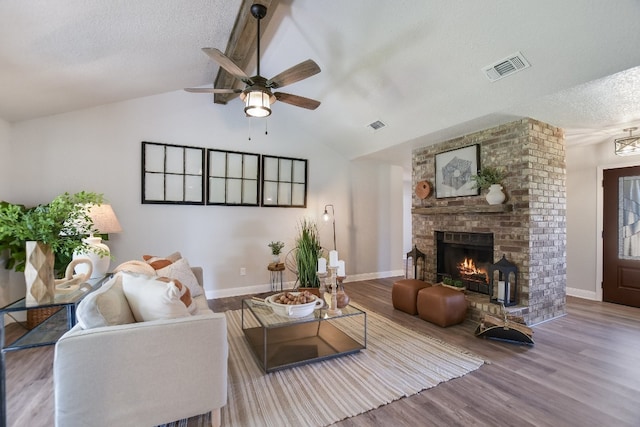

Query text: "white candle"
[329, 250, 339, 267]
[498, 280, 505, 302]
[317, 257, 327, 274]
[337, 260, 346, 277]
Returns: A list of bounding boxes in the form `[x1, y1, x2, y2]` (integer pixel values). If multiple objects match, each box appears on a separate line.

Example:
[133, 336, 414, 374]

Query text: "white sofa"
[53, 267, 228, 427]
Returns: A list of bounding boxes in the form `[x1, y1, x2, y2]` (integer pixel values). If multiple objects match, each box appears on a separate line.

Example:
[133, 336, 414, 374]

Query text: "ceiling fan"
[185, 3, 321, 118]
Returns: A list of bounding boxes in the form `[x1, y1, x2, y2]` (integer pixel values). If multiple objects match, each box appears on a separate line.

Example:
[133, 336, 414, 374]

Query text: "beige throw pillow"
[76, 274, 136, 329]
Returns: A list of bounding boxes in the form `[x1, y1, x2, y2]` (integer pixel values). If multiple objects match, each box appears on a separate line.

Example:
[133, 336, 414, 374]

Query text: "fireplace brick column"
[412, 118, 566, 324]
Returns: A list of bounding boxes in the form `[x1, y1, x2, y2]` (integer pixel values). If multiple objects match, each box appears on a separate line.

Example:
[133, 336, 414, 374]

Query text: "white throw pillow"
[121, 272, 190, 322]
[76, 274, 136, 329]
[155, 257, 203, 297]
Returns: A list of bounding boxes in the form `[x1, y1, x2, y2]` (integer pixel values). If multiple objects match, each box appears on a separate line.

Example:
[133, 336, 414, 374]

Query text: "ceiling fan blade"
[274, 92, 321, 110]
[267, 60, 321, 89]
[184, 87, 243, 94]
[202, 48, 253, 85]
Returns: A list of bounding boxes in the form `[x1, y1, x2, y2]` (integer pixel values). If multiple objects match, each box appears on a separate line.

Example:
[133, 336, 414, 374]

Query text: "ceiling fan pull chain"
[265, 119, 268, 135]
[248, 116, 252, 140]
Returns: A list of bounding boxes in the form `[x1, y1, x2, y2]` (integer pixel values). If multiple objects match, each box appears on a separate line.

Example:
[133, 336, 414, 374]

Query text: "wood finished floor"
[4, 277, 640, 426]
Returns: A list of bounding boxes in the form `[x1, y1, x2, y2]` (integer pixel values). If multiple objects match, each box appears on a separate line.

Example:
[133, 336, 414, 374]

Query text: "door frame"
[596, 160, 640, 302]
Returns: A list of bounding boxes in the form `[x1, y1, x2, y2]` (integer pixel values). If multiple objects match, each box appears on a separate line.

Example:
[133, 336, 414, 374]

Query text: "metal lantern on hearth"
[489, 255, 518, 307]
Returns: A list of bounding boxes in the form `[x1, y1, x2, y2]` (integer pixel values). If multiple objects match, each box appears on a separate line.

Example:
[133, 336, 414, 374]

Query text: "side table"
[268, 262, 285, 292]
[0, 274, 110, 427]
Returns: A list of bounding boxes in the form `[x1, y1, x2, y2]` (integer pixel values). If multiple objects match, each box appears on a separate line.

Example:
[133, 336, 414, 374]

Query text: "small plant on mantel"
[471, 167, 506, 191]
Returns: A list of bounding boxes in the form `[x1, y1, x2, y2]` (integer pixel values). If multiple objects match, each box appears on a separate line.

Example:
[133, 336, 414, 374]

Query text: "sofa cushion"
[121, 272, 192, 322]
[142, 251, 183, 269]
[153, 257, 203, 297]
[76, 274, 136, 329]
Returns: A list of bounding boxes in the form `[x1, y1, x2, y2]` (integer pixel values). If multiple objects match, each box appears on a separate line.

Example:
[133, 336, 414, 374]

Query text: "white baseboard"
[204, 270, 404, 299]
[566, 287, 598, 301]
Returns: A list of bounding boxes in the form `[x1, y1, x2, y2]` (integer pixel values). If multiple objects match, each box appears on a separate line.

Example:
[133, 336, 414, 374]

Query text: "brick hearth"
[412, 118, 566, 325]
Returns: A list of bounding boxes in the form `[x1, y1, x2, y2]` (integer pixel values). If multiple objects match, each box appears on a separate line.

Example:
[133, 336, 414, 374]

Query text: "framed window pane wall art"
[141, 141, 205, 204]
[207, 149, 260, 206]
[435, 144, 480, 198]
[262, 155, 308, 207]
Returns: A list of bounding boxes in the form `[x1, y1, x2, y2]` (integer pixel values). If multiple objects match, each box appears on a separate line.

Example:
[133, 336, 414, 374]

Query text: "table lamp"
[73, 204, 123, 278]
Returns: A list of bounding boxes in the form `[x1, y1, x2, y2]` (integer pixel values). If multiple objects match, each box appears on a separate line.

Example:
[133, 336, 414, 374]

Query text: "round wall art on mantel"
[415, 181, 431, 199]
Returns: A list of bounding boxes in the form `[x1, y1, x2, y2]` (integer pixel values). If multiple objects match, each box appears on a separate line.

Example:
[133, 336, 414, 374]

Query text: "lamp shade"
[88, 204, 122, 234]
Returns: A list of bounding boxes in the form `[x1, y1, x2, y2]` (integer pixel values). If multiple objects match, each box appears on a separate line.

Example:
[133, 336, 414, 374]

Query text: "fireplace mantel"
[412, 204, 513, 215]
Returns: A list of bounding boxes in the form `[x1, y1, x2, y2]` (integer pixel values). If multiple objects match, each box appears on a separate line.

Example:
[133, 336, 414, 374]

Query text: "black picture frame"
[435, 144, 480, 198]
[206, 149, 261, 206]
[141, 141, 205, 205]
[261, 155, 308, 207]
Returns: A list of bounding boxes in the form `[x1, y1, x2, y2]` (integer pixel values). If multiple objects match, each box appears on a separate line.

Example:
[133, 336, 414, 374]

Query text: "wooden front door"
[603, 166, 640, 307]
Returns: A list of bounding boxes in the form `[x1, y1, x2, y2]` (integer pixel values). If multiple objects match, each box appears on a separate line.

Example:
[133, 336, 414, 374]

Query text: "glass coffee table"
[242, 298, 367, 372]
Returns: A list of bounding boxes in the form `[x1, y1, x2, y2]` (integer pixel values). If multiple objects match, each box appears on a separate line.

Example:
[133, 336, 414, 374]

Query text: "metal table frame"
[0, 275, 109, 427]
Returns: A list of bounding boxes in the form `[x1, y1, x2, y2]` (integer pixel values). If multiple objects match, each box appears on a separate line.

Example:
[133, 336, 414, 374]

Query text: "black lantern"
[489, 255, 518, 307]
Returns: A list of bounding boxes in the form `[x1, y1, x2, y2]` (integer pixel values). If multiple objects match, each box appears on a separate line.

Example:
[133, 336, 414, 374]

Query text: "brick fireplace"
[412, 118, 566, 325]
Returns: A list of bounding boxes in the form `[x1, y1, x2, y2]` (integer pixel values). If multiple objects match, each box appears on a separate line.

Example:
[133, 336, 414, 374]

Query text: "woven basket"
[27, 307, 62, 330]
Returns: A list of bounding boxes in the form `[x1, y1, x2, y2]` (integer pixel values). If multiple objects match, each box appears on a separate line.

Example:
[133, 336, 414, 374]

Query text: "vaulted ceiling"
[2, 0, 639, 167]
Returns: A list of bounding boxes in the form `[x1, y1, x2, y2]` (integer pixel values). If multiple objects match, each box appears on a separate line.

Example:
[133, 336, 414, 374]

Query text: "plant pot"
[272, 254, 281, 263]
[24, 241, 55, 304]
[485, 184, 506, 205]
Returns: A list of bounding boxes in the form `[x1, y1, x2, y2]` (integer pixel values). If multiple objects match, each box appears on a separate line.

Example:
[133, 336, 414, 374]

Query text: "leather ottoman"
[417, 285, 467, 327]
[392, 279, 431, 315]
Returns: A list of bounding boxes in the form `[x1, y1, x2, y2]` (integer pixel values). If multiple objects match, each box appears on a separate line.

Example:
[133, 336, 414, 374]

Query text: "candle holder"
[316, 271, 328, 308]
[327, 266, 342, 316]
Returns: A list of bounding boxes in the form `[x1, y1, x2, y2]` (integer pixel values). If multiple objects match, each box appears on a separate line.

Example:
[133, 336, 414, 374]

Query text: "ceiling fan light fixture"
[244, 90, 271, 117]
[614, 127, 640, 156]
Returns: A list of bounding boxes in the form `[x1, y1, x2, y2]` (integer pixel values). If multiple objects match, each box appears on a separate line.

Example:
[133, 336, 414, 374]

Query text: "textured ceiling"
[1, 0, 640, 166]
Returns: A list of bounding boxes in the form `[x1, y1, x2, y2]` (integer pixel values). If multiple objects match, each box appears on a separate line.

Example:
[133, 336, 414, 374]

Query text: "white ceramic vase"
[485, 184, 506, 205]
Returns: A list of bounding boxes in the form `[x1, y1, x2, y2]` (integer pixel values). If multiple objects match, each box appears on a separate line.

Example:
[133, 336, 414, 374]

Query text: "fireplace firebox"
[436, 231, 494, 294]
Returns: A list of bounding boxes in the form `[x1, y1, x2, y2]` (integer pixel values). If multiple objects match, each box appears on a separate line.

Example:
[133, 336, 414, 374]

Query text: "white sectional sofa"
[53, 267, 228, 427]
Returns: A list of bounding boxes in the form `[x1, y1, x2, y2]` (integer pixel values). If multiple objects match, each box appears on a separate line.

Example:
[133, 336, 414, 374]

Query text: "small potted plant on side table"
[268, 241, 285, 264]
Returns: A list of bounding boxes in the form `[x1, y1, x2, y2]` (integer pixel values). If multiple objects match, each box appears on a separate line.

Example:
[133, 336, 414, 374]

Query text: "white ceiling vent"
[367, 120, 387, 131]
[483, 51, 531, 82]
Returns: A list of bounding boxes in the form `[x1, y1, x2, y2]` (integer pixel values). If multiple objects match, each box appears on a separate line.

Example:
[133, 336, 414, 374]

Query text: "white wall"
[566, 141, 640, 300]
[8, 91, 403, 298]
[0, 118, 11, 200]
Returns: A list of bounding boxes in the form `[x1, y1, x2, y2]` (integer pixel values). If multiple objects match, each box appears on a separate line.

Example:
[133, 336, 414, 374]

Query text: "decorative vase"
[24, 241, 55, 304]
[336, 278, 350, 308]
[485, 184, 506, 205]
[272, 254, 280, 263]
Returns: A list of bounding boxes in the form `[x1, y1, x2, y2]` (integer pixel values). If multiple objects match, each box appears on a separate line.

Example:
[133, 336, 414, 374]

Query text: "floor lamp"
[322, 204, 336, 250]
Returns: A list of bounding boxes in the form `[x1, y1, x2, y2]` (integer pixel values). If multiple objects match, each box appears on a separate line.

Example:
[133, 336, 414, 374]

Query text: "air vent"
[483, 51, 531, 82]
[368, 120, 387, 131]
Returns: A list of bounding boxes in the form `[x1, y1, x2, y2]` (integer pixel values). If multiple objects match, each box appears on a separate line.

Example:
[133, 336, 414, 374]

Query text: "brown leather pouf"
[417, 285, 467, 327]
[392, 279, 431, 315]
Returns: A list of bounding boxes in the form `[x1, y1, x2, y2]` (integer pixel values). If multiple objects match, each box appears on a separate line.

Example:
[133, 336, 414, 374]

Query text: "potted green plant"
[0, 191, 105, 302]
[268, 241, 285, 263]
[294, 218, 322, 289]
[471, 167, 506, 205]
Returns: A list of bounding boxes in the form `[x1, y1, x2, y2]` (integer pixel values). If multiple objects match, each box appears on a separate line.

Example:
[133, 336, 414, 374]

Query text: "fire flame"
[457, 257, 488, 282]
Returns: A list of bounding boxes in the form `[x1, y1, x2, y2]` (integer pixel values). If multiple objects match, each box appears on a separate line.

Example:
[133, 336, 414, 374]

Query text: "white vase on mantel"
[485, 184, 506, 205]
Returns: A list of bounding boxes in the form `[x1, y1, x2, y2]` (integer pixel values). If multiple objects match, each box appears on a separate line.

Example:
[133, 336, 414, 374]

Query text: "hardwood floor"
[4, 277, 640, 426]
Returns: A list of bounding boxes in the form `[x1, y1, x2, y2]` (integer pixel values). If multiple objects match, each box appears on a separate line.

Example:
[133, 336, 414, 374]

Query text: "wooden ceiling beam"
[213, 0, 277, 105]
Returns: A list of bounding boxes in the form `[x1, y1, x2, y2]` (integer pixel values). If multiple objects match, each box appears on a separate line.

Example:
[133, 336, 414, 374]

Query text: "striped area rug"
[221, 304, 484, 426]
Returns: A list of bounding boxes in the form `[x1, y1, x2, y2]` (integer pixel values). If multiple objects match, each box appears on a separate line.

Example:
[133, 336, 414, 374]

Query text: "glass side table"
[0, 274, 110, 427]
